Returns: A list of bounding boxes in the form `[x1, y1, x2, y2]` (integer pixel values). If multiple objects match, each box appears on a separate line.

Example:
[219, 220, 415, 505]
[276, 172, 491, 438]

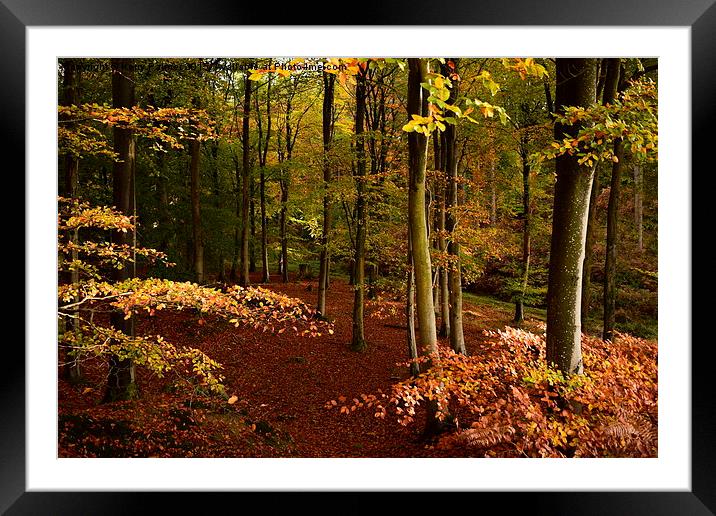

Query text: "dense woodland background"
[57, 57, 658, 458]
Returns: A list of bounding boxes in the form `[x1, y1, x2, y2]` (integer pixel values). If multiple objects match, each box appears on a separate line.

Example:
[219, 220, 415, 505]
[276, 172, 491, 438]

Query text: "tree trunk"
[436, 135, 450, 338]
[259, 170, 269, 283]
[249, 185, 257, 273]
[61, 58, 82, 382]
[239, 72, 252, 286]
[230, 154, 241, 283]
[189, 138, 204, 283]
[318, 72, 335, 316]
[280, 179, 289, 282]
[104, 58, 137, 402]
[406, 231, 420, 377]
[407, 58, 438, 356]
[441, 60, 465, 354]
[211, 142, 224, 281]
[351, 66, 368, 352]
[580, 168, 599, 328]
[581, 58, 620, 327]
[634, 163, 643, 252]
[545, 58, 598, 376]
[603, 140, 625, 341]
[601, 59, 624, 342]
[514, 145, 531, 325]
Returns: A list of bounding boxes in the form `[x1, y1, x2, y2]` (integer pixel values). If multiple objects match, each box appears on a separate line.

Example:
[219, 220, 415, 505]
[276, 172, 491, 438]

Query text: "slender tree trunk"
[442, 59, 465, 354]
[61, 58, 83, 382]
[580, 169, 599, 328]
[582, 59, 619, 328]
[603, 140, 625, 341]
[634, 164, 643, 252]
[545, 58, 598, 376]
[254, 66, 273, 284]
[189, 138, 204, 283]
[157, 155, 170, 252]
[436, 135, 450, 338]
[249, 185, 257, 273]
[514, 146, 531, 325]
[104, 58, 137, 402]
[239, 72, 252, 286]
[318, 72, 335, 316]
[230, 154, 241, 283]
[259, 170, 269, 282]
[351, 66, 368, 352]
[601, 59, 624, 342]
[406, 231, 420, 377]
[407, 58, 438, 356]
[211, 143, 225, 281]
[280, 179, 289, 282]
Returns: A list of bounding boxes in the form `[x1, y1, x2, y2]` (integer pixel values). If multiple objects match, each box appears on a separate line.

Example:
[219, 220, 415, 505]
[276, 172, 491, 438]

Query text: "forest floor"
[58, 273, 554, 458]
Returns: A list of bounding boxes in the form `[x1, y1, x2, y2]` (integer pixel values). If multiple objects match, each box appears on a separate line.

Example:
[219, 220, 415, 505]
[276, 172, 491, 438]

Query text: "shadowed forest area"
[58, 57, 658, 458]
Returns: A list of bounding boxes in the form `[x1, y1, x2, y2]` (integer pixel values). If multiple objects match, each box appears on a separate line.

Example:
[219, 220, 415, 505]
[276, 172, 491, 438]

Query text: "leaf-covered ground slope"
[58, 273, 654, 458]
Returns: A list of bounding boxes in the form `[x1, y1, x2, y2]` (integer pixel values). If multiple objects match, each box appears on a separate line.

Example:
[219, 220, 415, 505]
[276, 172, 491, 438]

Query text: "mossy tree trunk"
[407, 58, 438, 357]
[545, 58, 598, 376]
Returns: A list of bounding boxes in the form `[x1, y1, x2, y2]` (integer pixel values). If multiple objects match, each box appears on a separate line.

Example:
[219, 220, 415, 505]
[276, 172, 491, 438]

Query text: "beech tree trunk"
[249, 185, 257, 273]
[211, 143, 225, 281]
[105, 58, 137, 402]
[61, 58, 82, 382]
[603, 140, 625, 341]
[545, 58, 598, 376]
[514, 144, 531, 325]
[279, 180, 289, 282]
[580, 169, 599, 328]
[435, 133, 450, 338]
[407, 58, 438, 356]
[239, 71, 252, 286]
[603, 59, 625, 342]
[189, 138, 204, 283]
[230, 154, 241, 283]
[256, 74, 272, 284]
[351, 66, 368, 352]
[317, 72, 335, 316]
[442, 60, 465, 354]
[582, 58, 619, 328]
[406, 231, 420, 377]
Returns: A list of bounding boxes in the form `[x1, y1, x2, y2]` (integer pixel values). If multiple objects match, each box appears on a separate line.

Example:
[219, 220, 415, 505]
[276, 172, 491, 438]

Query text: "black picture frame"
[7, 1, 710, 513]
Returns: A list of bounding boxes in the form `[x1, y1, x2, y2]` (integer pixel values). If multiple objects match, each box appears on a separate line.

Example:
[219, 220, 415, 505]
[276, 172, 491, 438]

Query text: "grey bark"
[545, 58, 598, 376]
[407, 58, 438, 356]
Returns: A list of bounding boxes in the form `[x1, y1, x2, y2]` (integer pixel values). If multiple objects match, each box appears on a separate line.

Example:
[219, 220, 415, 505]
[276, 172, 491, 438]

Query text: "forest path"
[191, 272, 534, 457]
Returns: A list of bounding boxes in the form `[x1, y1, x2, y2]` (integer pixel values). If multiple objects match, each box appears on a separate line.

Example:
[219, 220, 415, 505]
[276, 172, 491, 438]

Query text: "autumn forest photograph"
[57, 57, 658, 459]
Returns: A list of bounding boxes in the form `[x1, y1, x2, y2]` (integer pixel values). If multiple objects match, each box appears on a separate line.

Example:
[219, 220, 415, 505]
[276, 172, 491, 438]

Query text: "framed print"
[7, 0, 712, 513]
